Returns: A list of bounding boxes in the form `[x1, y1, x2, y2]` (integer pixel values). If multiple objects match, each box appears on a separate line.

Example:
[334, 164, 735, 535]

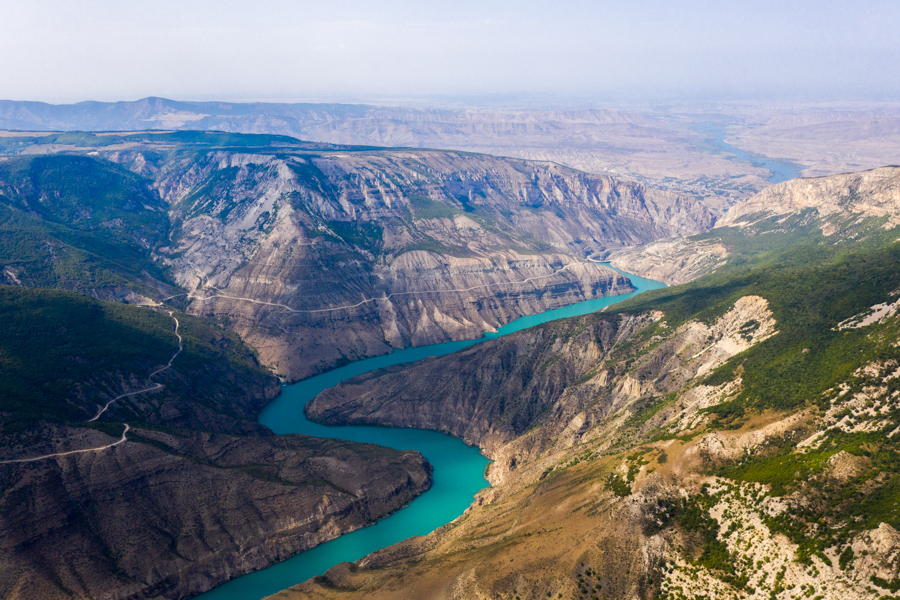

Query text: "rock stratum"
[142, 146, 710, 380]
[0, 132, 715, 380]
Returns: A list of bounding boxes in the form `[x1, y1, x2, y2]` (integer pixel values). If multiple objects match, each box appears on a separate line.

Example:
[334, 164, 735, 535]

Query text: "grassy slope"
[607, 221, 900, 576]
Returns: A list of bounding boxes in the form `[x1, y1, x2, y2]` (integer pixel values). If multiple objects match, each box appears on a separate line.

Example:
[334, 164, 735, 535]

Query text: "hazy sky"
[1, 0, 898, 104]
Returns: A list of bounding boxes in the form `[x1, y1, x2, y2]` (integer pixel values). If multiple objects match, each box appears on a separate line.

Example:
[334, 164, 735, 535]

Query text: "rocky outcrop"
[719, 166, 900, 232]
[196, 249, 631, 381]
[1, 135, 716, 381]
[307, 314, 644, 458]
[609, 237, 728, 286]
[0, 429, 431, 600]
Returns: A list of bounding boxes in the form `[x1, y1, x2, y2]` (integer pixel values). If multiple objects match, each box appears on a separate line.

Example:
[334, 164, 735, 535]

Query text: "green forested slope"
[0, 155, 178, 298]
[0, 285, 276, 437]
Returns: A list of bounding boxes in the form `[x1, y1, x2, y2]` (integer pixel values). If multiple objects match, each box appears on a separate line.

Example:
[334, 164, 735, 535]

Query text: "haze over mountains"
[3, 97, 900, 207]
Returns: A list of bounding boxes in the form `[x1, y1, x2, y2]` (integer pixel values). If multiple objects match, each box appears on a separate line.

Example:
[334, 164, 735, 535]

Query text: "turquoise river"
[196, 264, 666, 600]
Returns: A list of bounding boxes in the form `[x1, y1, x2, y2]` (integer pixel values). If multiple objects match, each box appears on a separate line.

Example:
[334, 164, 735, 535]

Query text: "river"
[195, 265, 666, 600]
[697, 123, 801, 184]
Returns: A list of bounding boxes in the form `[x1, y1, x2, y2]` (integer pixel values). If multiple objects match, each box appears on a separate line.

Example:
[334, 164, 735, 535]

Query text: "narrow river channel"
[697, 123, 801, 184]
[195, 265, 666, 600]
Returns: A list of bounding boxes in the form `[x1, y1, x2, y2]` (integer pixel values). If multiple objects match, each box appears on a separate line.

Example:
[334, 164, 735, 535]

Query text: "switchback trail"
[88, 312, 183, 421]
[0, 312, 182, 465]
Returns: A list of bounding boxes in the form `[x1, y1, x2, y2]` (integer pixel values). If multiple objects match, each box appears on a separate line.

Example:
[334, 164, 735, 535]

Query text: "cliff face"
[307, 296, 775, 484]
[0, 135, 716, 380]
[0, 287, 432, 600]
[612, 166, 900, 285]
[111, 142, 711, 380]
[718, 166, 900, 232]
[0, 430, 430, 600]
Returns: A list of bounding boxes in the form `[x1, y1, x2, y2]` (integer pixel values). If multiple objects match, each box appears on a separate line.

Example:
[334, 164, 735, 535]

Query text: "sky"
[1, 0, 899, 104]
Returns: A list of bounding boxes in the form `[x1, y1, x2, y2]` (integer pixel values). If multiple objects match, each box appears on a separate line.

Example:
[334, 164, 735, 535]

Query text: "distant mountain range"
[0, 96, 772, 204]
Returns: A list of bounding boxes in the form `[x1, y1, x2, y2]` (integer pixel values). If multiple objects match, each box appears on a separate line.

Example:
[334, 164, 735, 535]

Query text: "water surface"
[698, 123, 800, 184]
[196, 264, 665, 600]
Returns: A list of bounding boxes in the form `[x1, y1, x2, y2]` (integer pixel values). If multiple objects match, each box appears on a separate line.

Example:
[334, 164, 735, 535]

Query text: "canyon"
[1, 132, 715, 380]
[2, 122, 899, 600]
[273, 168, 900, 600]
[0, 130, 713, 599]
[0, 286, 432, 600]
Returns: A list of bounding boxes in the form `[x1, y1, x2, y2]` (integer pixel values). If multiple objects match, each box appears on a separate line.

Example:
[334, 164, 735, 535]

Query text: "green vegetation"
[407, 194, 463, 220]
[0, 155, 177, 295]
[616, 228, 900, 413]
[599, 209, 900, 579]
[870, 576, 900, 593]
[717, 426, 900, 557]
[0, 285, 271, 434]
[0, 155, 167, 241]
[649, 491, 748, 589]
[325, 220, 384, 254]
[604, 474, 631, 497]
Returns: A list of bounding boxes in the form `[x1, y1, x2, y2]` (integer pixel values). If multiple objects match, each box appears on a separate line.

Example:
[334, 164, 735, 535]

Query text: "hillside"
[612, 166, 900, 285]
[0, 154, 180, 301]
[0, 286, 432, 600]
[275, 169, 900, 600]
[0, 132, 714, 379]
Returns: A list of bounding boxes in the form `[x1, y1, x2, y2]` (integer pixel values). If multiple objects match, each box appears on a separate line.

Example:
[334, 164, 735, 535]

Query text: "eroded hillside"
[1, 132, 715, 380]
[612, 166, 900, 285]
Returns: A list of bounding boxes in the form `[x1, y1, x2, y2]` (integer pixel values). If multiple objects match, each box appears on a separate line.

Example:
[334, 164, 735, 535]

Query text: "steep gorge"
[279, 169, 900, 600]
[103, 136, 713, 380]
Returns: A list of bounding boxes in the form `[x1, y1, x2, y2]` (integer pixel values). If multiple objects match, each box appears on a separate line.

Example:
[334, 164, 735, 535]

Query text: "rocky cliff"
[0, 134, 716, 380]
[612, 166, 900, 285]
[719, 166, 900, 232]
[1, 430, 430, 600]
[308, 295, 775, 484]
[101, 136, 712, 380]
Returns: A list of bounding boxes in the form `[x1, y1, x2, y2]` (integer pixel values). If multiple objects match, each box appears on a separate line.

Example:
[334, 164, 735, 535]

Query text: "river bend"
[196, 265, 665, 600]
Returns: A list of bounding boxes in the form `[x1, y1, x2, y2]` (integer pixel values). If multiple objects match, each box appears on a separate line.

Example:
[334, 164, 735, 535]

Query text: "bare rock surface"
[0, 429, 431, 600]
[612, 166, 900, 285]
[121, 145, 710, 380]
